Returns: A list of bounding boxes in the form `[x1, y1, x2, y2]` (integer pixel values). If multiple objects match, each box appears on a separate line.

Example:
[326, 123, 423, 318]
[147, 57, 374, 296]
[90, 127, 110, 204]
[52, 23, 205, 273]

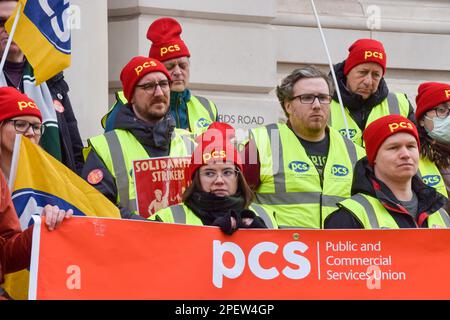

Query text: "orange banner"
[29, 216, 450, 300]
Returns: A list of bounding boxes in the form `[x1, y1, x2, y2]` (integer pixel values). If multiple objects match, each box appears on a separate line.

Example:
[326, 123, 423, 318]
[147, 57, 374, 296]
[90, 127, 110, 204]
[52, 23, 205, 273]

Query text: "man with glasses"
[329, 38, 415, 146]
[241, 66, 365, 228]
[415, 82, 450, 212]
[0, 87, 43, 181]
[0, 0, 84, 175]
[82, 57, 195, 219]
[103, 17, 218, 135]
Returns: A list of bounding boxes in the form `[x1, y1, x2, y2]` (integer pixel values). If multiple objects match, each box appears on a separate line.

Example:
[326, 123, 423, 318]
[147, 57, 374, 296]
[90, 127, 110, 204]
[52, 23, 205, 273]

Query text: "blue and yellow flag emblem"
[6, 0, 71, 84]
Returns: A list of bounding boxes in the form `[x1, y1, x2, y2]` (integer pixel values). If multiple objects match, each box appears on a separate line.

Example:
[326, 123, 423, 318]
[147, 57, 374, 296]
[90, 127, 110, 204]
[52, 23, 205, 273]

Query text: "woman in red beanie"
[0, 87, 43, 180]
[415, 82, 450, 212]
[151, 122, 277, 233]
[325, 115, 449, 229]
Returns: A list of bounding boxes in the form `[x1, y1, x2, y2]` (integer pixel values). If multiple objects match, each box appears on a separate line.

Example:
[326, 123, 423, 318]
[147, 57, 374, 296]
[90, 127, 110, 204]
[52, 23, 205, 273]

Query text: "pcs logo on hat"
[388, 121, 413, 133]
[134, 60, 157, 76]
[445, 90, 450, 98]
[161, 44, 181, 57]
[203, 150, 226, 162]
[364, 50, 383, 61]
[18, 100, 38, 111]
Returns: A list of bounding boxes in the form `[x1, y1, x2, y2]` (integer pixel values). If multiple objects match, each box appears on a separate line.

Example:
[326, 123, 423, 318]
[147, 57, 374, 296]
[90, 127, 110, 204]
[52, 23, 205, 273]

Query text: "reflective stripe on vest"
[89, 129, 193, 214]
[157, 203, 277, 228]
[338, 193, 450, 229]
[248, 204, 277, 229]
[417, 156, 448, 197]
[330, 92, 410, 146]
[251, 123, 365, 229]
[187, 95, 218, 134]
[171, 205, 187, 224]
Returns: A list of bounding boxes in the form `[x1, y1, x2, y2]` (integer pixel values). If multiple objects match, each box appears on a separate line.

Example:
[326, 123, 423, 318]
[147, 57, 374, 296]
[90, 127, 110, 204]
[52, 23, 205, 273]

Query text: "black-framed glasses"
[430, 105, 450, 119]
[5, 119, 44, 135]
[135, 80, 171, 94]
[291, 94, 332, 104]
[199, 169, 240, 181]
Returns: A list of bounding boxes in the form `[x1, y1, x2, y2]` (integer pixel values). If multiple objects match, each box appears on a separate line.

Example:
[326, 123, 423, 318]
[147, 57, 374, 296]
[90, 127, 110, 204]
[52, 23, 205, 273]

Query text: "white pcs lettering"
[212, 240, 311, 288]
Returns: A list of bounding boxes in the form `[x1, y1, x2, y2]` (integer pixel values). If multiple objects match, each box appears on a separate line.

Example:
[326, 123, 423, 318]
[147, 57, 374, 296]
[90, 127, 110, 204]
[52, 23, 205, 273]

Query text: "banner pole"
[309, 0, 350, 138]
[0, 2, 22, 72]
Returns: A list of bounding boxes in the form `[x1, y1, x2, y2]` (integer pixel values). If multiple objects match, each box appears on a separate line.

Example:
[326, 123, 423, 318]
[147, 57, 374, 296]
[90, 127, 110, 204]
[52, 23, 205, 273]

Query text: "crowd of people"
[0, 0, 449, 299]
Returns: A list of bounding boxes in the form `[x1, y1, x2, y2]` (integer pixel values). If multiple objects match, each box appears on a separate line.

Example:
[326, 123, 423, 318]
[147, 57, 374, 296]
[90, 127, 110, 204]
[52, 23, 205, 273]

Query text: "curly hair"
[276, 66, 334, 118]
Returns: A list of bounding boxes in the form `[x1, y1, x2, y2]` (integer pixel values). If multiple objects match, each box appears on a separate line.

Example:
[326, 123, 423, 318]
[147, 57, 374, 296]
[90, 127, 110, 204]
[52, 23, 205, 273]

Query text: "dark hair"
[182, 166, 254, 208]
[418, 124, 450, 168]
[276, 65, 334, 117]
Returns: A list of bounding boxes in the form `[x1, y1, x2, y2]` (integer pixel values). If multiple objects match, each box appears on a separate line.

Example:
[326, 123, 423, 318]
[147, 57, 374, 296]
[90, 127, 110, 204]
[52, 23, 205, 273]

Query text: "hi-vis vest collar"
[338, 193, 450, 229]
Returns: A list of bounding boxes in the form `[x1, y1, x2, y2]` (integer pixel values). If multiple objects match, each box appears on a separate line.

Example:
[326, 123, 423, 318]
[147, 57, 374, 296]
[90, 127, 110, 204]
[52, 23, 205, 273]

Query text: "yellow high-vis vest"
[250, 123, 366, 229]
[337, 193, 450, 229]
[153, 203, 278, 229]
[87, 128, 195, 214]
[101, 91, 217, 135]
[329, 92, 410, 146]
[418, 156, 448, 197]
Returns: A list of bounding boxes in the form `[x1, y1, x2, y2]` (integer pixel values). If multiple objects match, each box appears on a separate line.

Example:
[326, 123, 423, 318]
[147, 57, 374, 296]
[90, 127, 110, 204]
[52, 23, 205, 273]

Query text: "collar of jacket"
[114, 103, 176, 152]
[352, 157, 448, 217]
[332, 61, 389, 112]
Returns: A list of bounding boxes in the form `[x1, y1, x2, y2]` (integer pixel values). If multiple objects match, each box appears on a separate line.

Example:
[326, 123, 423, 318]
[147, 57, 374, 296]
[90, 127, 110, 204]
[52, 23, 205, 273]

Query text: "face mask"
[425, 115, 450, 144]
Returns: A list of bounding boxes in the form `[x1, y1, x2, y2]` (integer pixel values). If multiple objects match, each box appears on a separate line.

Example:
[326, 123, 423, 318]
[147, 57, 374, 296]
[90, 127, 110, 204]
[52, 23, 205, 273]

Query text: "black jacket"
[331, 61, 416, 130]
[81, 104, 176, 220]
[325, 157, 449, 229]
[46, 72, 84, 175]
[5, 67, 84, 175]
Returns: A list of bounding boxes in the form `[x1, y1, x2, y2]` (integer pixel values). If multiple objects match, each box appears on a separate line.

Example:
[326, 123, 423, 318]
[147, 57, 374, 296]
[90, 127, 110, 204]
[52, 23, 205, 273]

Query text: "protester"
[0, 87, 42, 180]
[0, 170, 72, 299]
[83, 56, 195, 219]
[325, 115, 450, 229]
[0, 0, 84, 175]
[329, 38, 415, 146]
[103, 17, 218, 134]
[241, 66, 365, 228]
[415, 82, 450, 212]
[152, 122, 277, 232]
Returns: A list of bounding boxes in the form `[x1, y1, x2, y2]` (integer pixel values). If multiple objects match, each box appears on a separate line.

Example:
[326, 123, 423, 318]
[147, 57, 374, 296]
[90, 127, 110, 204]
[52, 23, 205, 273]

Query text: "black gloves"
[212, 209, 268, 235]
[212, 210, 240, 235]
[238, 209, 267, 228]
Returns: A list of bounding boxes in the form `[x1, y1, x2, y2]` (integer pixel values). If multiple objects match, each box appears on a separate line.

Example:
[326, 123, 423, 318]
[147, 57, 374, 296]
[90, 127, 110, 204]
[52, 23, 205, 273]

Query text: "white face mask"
[425, 115, 450, 144]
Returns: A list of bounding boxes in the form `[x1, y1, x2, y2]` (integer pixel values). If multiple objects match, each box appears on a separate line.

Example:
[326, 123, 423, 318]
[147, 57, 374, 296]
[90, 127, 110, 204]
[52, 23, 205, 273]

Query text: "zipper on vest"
[175, 95, 182, 127]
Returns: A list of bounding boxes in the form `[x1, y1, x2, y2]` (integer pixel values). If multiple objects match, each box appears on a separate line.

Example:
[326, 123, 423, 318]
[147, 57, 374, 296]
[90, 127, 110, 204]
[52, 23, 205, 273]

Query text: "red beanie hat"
[415, 82, 450, 120]
[147, 17, 190, 62]
[344, 38, 387, 76]
[363, 115, 419, 166]
[188, 122, 243, 180]
[120, 56, 171, 102]
[0, 87, 42, 123]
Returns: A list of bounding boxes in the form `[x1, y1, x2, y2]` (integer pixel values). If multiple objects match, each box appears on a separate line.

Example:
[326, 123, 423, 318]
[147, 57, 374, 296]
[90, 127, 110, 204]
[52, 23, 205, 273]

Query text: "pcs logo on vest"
[338, 128, 357, 139]
[196, 118, 211, 128]
[289, 161, 309, 173]
[422, 175, 441, 187]
[331, 164, 349, 176]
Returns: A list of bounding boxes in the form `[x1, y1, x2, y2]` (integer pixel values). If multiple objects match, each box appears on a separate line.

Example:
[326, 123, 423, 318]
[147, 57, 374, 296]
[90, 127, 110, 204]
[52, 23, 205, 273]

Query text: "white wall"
[65, 0, 450, 144]
[64, 0, 108, 144]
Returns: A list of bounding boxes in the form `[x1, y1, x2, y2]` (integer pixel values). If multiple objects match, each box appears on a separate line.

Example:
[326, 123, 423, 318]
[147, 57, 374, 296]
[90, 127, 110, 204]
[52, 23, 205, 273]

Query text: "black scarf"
[116, 105, 176, 157]
[185, 191, 246, 226]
